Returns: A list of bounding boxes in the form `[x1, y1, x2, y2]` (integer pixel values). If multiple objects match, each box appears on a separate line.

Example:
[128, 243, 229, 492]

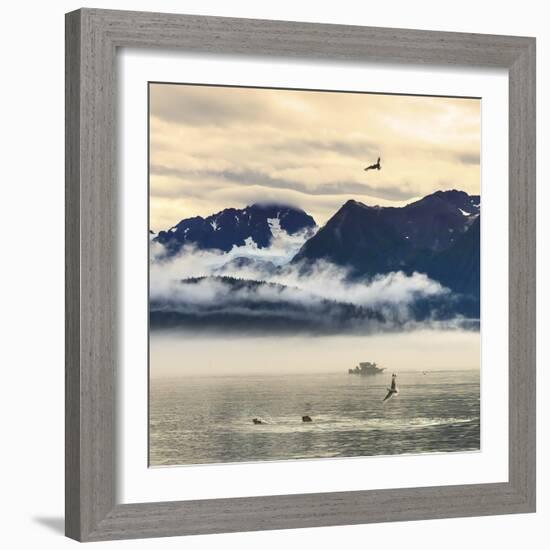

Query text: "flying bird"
[364, 157, 381, 171]
[383, 373, 399, 402]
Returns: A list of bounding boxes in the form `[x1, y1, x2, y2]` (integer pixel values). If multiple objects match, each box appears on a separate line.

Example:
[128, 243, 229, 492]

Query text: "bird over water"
[383, 373, 399, 402]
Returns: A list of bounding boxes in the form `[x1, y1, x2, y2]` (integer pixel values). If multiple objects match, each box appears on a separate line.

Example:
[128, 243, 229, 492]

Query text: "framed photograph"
[65, 8, 536, 542]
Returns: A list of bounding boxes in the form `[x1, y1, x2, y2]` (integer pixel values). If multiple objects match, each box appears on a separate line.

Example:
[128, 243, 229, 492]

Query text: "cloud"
[152, 252, 446, 310]
[150, 85, 273, 126]
[149, 233, 461, 335]
[456, 152, 481, 165]
[150, 220, 315, 276]
[149, 84, 481, 230]
[267, 138, 379, 159]
[150, 165, 420, 202]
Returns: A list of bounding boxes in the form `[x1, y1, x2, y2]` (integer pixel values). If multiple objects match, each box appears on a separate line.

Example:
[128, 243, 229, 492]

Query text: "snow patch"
[267, 217, 282, 236]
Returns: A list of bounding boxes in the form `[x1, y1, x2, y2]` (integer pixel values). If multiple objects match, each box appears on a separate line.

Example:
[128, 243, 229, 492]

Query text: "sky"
[150, 331, 479, 377]
[149, 83, 480, 233]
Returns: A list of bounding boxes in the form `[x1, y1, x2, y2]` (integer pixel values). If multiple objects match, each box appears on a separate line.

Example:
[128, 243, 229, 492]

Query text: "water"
[149, 370, 480, 466]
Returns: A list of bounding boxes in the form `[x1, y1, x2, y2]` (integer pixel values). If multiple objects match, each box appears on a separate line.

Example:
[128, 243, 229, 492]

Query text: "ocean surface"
[149, 370, 480, 466]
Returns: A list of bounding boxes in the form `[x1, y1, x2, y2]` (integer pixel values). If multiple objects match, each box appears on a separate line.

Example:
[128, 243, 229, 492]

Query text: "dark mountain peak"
[433, 189, 469, 199]
[247, 201, 302, 212]
[293, 188, 481, 298]
[154, 203, 316, 255]
[340, 198, 388, 212]
[342, 199, 368, 209]
[331, 199, 379, 223]
[339, 190, 479, 219]
[407, 189, 479, 214]
[245, 202, 313, 221]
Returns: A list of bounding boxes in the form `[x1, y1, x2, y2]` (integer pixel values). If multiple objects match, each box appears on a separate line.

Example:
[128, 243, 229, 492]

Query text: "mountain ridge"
[151, 189, 481, 319]
[150, 275, 478, 334]
[293, 189, 480, 297]
[154, 203, 316, 255]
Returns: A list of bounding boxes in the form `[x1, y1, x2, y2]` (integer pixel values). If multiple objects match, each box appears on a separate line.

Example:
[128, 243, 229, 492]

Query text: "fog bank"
[150, 329, 479, 378]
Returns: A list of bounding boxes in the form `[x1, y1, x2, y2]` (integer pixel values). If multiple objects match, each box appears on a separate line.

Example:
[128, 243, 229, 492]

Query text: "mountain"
[149, 276, 476, 334]
[421, 215, 480, 299]
[150, 276, 379, 333]
[151, 190, 481, 328]
[213, 256, 278, 277]
[293, 190, 480, 293]
[154, 203, 316, 255]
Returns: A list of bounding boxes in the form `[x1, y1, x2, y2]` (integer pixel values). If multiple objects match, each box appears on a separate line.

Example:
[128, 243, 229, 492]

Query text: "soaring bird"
[383, 373, 399, 402]
[364, 157, 381, 171]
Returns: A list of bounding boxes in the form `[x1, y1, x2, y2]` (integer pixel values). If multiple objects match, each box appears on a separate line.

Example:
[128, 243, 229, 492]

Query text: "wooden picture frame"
[65, 8, 536, 542]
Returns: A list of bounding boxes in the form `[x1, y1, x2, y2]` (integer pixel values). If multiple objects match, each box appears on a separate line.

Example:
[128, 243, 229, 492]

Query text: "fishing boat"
[348, 361, 385, 375]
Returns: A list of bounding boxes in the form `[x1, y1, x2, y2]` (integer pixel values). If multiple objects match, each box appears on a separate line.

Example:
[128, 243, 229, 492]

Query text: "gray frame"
[65, 8, 536, 542]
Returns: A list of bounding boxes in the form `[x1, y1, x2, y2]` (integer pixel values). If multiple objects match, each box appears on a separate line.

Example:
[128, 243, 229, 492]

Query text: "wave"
[233, 414, 478, 434]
